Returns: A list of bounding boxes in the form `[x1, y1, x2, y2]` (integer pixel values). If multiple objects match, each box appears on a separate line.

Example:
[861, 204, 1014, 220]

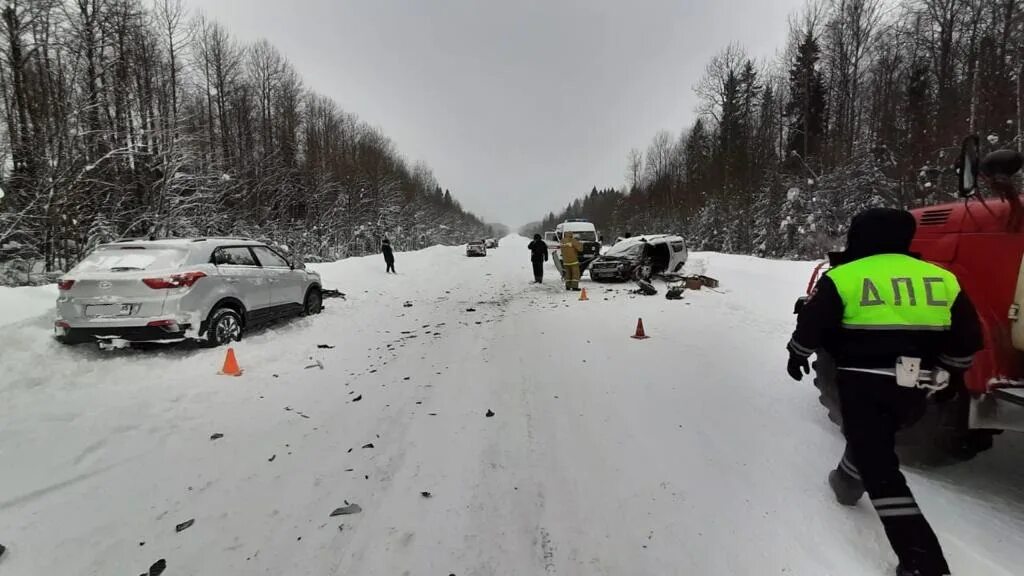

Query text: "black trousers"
[531, 259, 543, 281]
[837, 373, 948, 574]
[385, 259, 395, 273]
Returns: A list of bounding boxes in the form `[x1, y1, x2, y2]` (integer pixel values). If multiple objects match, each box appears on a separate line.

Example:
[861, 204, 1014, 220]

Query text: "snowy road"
[2, 236, 1024, 575]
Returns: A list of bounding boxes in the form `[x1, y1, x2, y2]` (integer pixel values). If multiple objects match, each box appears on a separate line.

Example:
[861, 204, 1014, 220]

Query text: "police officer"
[787, 208, 982, 576]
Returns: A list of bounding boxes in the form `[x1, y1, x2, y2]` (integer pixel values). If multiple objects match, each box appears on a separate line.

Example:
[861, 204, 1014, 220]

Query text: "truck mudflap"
[970, 384, 1024, 432]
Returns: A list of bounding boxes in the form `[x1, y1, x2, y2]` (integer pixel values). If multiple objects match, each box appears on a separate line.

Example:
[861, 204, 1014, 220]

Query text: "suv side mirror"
[956, 135, 980, 197]
[291, 259, 306, 270]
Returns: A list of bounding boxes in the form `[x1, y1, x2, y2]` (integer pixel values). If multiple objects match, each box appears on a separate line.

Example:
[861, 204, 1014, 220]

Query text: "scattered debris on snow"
[147, 558, 167, 576]
[175, 519, 194, 533]
[209, 433, 224, 440]
[329, 504, 362, 517]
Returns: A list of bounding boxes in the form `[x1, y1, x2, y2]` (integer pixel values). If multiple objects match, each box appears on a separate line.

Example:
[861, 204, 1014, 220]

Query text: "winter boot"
[828, 468, 864, 506]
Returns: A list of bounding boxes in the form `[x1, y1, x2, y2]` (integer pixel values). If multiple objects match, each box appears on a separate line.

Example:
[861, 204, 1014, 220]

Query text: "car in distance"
[466, 240, 488, 257]
[54, 238, 323, 347]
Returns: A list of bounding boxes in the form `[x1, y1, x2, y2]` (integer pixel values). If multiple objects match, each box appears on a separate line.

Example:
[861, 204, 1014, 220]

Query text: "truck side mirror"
[957, 135, 980, 197]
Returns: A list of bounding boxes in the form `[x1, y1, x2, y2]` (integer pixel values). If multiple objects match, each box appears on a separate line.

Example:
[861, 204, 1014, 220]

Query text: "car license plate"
[86, 303, 134, 317]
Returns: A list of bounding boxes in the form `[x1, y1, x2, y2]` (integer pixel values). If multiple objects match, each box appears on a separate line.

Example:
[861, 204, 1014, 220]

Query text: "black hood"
[831, 207, 916, 266]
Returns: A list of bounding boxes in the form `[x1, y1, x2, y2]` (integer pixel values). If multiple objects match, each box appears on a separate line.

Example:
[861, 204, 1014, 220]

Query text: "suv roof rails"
[190, 236, 254, 242]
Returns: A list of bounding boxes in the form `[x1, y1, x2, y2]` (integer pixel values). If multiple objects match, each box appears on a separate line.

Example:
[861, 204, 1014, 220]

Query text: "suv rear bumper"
[55, 321, 191, 344]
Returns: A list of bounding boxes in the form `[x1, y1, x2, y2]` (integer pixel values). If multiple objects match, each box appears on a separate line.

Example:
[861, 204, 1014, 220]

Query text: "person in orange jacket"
[560, 232, 583, 291]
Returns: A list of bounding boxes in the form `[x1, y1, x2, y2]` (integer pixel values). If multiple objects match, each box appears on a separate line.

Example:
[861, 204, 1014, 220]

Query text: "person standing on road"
[560, 231, 583, 291]
[787, 208, 982, 576]
[528, 234, 549, 283]
[381, 238, 396, 274]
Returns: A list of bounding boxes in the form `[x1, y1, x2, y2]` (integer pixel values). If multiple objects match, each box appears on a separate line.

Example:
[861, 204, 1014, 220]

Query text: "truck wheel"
[812, 350, 993, 466]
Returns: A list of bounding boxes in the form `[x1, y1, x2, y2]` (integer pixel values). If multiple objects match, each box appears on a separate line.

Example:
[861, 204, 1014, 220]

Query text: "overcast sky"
[186, 0, 807, 227]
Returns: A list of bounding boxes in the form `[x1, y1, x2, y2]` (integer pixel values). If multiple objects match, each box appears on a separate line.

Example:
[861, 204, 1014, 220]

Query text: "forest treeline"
[0, 0, 491, 284]
[533, 0, 1022, 258]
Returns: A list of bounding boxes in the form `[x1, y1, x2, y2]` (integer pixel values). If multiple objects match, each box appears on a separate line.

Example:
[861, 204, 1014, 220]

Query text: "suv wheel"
[207, 307, 243, 347]
[303, 287, 323, 316]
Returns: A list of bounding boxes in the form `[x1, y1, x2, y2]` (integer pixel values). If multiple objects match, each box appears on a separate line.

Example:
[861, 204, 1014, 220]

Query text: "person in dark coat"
[788, 208, 982, 576]
[381, 238, 396, 274]
[527, 234, 549, 283]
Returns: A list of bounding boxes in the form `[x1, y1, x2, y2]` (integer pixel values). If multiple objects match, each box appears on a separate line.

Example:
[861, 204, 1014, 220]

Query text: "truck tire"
[811, 350, 993, 467]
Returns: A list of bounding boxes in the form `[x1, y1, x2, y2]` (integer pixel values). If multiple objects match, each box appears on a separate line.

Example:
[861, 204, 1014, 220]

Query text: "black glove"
[787, 354, 810, 381]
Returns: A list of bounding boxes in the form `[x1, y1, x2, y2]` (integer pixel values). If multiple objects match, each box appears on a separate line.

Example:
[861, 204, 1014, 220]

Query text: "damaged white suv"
[54, 238, 323, 347]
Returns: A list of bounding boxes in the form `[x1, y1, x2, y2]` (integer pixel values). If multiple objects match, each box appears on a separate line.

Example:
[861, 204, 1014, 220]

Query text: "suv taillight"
[57, 279, 75, 291]
[143, 271, 207, 289]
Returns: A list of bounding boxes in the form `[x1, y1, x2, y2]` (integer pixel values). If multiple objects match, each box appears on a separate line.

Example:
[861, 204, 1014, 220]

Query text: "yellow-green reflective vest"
[826, 253, 960, 331]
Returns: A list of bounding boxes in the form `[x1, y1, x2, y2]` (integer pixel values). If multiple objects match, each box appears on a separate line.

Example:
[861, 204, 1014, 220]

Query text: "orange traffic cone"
[579, 287, 589, 301]
[219, 347, 243, 376]
[631, 318, 650, 340]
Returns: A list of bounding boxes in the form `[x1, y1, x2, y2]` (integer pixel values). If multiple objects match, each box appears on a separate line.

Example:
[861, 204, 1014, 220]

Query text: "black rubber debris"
[329, 503, 363, 516]
[268, 454, 276, 462]
[421, 492, 432, 498]
[175, 519, 195, 533]
[485, 409, 495, 418]
[149, 558, 167, 576]
[352, 395, 362, 402]
[317, 344, 336, 349]
[361, 443, 374, 449]
[210, 433, 224, 440]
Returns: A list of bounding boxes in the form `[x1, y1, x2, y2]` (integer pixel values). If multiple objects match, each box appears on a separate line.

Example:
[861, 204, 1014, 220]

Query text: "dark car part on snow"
[317, 344, 335, 349]
[634, 279, 658, 295]
[330, 503, 363, 516]
[485, 409, 495, 417]
[321, 289, 346, 299]
[268, 454, 276, 462]
[175, 519, 194, 533]
[352, 395, 362, 402]
[666, 285, 685, 300]
[147, 558, 167, 576]
[209, 433, 224, 440]
[362, 443, 374, 449]
[421, 491, 433, 498]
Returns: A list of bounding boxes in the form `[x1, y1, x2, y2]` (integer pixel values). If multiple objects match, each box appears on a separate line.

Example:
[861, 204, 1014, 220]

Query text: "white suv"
[54, 238, 323, 347]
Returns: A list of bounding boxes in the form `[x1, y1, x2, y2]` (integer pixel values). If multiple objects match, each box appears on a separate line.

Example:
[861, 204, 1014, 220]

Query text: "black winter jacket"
[789, 208, 982, 373]
[528, 240, 549, 262]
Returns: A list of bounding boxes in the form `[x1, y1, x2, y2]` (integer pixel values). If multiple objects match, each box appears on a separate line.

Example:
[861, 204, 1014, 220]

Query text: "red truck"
[799, 136, 1024, 463]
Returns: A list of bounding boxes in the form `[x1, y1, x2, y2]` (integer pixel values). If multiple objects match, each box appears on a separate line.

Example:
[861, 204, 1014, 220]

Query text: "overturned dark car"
[589, 234, 688, 282]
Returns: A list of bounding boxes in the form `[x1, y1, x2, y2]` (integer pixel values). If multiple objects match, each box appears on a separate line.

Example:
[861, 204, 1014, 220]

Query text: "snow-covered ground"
[2, 235, 1023, 575]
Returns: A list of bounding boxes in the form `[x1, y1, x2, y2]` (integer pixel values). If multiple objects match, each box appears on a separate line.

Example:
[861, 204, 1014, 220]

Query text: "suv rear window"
[213, 247, 258, 266]
[73, 247, 188, 273]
